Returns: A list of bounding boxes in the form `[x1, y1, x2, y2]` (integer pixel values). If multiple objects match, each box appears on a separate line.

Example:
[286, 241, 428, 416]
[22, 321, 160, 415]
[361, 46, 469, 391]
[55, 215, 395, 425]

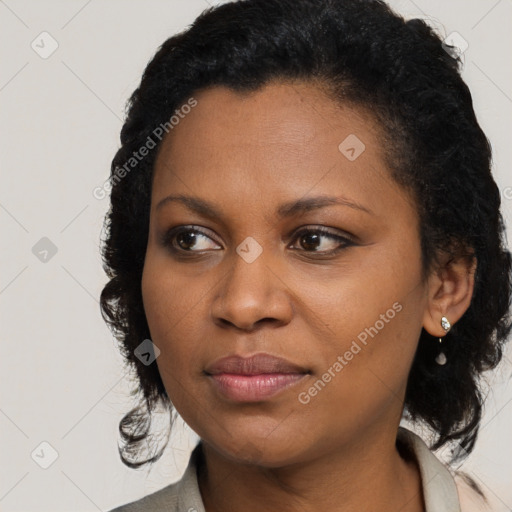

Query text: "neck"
[197, 426, 424, 512]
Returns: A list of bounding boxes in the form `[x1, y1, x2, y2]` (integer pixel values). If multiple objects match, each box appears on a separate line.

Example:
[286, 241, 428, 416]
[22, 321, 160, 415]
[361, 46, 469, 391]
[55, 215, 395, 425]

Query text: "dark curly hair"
[100, 0, 512, 469]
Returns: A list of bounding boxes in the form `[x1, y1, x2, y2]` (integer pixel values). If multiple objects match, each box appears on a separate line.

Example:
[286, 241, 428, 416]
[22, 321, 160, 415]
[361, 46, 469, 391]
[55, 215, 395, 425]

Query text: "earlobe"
[422, 254, 476, 338]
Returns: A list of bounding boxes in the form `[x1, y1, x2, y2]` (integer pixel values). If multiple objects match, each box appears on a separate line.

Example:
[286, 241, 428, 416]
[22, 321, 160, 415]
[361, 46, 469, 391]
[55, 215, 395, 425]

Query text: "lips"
[205, 353, 309, 376]
[204, 353, 310, 402]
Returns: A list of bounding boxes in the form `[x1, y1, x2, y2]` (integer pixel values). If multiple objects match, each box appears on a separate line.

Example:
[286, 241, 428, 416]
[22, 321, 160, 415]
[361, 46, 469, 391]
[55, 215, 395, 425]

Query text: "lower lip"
[208, 373, 308, 402]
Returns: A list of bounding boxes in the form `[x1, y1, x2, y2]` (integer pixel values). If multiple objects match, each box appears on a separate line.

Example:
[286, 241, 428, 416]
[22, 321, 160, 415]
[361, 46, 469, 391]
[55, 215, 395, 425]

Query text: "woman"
[102, 0, 512, 510]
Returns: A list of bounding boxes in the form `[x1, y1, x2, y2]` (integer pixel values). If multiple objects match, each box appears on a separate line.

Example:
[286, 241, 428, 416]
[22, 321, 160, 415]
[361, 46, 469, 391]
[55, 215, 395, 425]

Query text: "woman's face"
[142, 81, 430, 466]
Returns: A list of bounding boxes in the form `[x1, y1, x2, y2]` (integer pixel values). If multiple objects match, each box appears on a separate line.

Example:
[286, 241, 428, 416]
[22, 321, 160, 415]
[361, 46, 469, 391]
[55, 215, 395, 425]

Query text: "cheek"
[303, 241, 423, 355]
[302, 233, 426, 396]
[141, 252, 217, 406]
[293, 293, 424, 452]
[141, 250, 211, 342]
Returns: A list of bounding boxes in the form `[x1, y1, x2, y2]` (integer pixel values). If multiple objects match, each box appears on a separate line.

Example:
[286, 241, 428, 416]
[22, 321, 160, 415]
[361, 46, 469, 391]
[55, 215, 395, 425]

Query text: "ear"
[422, 253, 477, 337]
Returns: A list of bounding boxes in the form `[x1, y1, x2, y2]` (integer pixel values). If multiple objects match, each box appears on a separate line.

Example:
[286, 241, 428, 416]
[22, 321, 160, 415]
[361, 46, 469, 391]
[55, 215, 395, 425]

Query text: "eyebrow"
[156, 193, 374, 219]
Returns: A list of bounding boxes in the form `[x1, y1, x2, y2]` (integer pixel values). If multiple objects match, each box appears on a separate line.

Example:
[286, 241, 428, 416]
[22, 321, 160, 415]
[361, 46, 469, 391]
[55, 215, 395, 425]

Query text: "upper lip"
[205, 353, 309, 376]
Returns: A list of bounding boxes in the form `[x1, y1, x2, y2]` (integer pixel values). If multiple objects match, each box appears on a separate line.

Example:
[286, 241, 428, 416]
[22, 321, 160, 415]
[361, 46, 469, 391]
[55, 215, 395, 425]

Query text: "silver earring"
[436, 316, 451, 365]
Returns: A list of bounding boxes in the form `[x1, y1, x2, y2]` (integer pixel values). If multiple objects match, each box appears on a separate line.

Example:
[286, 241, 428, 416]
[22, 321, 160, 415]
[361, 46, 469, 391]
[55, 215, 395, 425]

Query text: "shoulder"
[107, 443, 205, 512]
[107, 480, 181, 512]
[455, 473, 509, 512]
[398, 427, 508, 512]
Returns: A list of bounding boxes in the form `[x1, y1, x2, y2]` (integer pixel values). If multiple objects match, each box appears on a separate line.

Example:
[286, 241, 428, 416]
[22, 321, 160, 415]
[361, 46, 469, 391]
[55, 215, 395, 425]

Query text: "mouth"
[204, 353, 310, 402]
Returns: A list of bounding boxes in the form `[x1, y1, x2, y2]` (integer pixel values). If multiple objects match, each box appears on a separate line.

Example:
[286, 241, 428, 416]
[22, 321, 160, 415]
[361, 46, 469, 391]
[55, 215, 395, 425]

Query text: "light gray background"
[1, 0, 511, 510]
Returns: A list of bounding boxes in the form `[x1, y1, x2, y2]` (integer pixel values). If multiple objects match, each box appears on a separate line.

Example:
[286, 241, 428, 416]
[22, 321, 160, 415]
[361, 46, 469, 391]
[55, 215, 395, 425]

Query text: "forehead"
[157, 81, 380, 155]
[150, 81, 412, 224]
[154, 82, 383, 170]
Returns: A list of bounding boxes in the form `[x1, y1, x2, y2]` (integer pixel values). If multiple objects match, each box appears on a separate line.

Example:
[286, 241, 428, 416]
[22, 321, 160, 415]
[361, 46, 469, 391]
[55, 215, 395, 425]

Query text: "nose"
[211, 248, 293, 332]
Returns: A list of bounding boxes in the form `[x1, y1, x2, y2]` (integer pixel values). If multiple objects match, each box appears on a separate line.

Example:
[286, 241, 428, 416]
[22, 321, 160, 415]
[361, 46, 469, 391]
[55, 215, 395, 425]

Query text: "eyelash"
[160, 225, 355, 257]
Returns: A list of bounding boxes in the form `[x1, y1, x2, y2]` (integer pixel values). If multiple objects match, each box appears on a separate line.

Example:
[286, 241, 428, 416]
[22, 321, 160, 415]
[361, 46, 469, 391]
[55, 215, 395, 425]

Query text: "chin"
[202, 425, 310, 468]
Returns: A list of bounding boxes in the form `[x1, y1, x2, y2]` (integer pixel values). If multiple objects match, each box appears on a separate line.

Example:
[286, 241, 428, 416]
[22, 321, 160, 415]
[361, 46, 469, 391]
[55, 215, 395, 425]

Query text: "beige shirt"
[108, 427, 494, 512]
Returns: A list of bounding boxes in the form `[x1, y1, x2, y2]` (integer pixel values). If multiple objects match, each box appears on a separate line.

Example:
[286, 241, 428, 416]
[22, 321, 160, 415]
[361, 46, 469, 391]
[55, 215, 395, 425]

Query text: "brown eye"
[290, 227, 354, 255]
[176, 230, 200, 250]
[161, 226, 222, 253]
[298, 232, 323, 251]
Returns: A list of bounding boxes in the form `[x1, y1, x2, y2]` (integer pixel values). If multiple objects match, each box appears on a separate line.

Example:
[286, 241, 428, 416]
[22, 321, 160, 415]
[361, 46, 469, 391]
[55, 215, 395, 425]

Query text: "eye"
[289, 227, 354, 255]
[160, 226, 221, 253]
[160, 225, 354, 256]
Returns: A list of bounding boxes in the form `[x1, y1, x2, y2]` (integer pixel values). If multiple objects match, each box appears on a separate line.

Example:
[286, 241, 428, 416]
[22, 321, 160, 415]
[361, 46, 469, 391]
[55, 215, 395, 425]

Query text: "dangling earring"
[436, 316, 451, 365]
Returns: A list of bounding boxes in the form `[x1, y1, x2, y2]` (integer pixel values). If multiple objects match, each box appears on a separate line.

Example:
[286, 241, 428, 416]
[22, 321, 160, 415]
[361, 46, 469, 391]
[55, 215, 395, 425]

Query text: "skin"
[141, 81, 475, 512]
